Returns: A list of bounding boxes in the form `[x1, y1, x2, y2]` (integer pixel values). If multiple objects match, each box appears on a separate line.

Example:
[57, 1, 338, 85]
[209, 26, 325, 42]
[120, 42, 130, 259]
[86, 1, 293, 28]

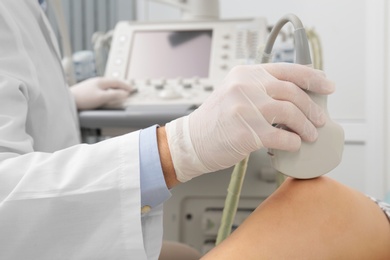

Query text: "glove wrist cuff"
[165, 116, 208, 182]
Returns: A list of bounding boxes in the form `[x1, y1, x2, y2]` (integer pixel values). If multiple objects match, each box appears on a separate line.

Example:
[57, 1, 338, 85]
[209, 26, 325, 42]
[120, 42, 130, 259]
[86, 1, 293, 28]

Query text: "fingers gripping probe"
[262, 14, 345, 179]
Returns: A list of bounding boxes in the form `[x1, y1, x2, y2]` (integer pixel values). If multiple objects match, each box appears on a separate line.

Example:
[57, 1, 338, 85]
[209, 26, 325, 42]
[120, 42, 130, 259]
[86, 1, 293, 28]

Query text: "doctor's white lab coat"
[0, 1, 162, 259]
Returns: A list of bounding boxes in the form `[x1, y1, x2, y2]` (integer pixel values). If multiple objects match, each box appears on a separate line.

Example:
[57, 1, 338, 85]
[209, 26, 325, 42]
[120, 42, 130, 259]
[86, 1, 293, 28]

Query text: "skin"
[157, 126, 180, 189]
[157, 126, 390, 259]
[202, 177, 390, 259]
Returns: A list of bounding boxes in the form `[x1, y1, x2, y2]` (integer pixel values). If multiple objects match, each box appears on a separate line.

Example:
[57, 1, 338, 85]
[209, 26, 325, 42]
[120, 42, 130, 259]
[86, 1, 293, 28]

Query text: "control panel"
[105, 18, 267, 107]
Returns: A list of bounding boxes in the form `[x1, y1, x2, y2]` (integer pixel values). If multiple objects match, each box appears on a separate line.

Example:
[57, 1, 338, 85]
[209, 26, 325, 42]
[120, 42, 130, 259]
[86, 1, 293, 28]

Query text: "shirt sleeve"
[139, 125, 172, 211]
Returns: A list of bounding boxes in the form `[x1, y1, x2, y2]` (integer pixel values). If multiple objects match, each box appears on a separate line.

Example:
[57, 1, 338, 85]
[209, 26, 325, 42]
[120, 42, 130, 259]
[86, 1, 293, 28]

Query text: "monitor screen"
[127, 30, 213, 80]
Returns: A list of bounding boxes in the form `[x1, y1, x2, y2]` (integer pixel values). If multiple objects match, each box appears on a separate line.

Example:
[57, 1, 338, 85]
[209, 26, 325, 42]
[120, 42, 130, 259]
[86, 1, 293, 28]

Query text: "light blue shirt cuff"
[139, 125, 172, 209]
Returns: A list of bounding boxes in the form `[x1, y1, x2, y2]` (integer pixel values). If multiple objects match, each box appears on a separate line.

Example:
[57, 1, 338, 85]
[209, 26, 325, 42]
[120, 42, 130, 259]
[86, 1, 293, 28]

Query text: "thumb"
[98, 78, 133, 92]
[102, 88, 129, 101]
[101, 88, 130, 107]
[262, 128, 302, 152]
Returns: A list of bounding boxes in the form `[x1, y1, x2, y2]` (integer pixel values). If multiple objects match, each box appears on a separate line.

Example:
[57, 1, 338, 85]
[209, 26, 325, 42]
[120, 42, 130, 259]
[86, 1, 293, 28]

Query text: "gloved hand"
[70, 77, 133, 110]
[165, 63, 335, 183]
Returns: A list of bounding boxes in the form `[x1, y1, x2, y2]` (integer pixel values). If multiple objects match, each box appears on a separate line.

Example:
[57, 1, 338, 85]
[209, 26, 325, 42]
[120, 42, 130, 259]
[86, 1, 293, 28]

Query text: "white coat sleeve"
[0, 132, 151, 259]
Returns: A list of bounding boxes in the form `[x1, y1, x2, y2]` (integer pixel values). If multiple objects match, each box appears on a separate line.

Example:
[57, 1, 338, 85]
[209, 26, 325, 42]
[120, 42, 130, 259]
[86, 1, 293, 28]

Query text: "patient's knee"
[265, 176, 345, 211]
[260, 176, 390, 259]
[203, 176, 390, 259]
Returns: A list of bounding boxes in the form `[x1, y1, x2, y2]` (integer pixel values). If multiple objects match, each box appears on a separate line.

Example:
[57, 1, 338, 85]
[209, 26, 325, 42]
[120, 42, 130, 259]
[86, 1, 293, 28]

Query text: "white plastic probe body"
[263, 14, 345, 179]
[269, 93, 344, 179]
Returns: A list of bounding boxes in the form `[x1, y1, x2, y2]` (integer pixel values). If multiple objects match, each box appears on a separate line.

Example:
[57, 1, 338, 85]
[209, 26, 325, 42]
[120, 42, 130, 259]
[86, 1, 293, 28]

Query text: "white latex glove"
[165, 63, 335, 182]
[70, 77, 133, 110]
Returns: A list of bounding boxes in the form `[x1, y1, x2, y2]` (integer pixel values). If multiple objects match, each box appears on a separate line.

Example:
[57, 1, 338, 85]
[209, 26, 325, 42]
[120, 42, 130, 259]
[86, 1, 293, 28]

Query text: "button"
[119, 35, 128, 43]
[141, 205, 151, 214]
[176, 77, 183, 84]
[115, 58, 122, 65]
[158, 88, 181, 99]
[204, 85, 214, 91]
[221, 54, 229, 60]
[193, 77, 200, 84]
[111, 71, 120, 77]
[220, 64, 228, 70]
[144, 79, 151, 85]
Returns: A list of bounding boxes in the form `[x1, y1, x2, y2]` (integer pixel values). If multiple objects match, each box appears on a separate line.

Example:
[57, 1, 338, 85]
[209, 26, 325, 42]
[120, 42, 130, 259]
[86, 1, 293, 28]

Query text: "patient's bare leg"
[202, 176, 390, 259]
